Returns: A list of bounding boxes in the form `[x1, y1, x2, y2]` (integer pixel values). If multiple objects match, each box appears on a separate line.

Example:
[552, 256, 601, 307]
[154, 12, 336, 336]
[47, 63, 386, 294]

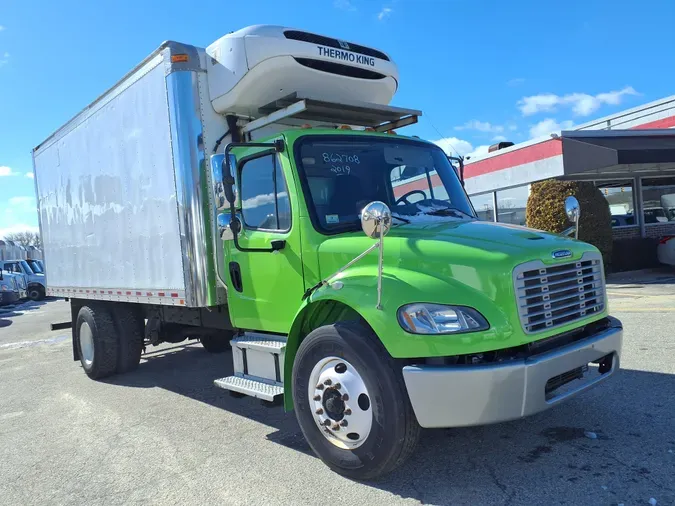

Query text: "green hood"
[313, 219, 605, 358]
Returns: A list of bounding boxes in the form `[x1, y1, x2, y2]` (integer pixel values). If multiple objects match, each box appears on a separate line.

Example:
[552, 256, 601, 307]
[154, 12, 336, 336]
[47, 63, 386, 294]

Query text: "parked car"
[1, 260, 46, 300]
[0, 270, 21, 306]
[657, 236, 675, 266]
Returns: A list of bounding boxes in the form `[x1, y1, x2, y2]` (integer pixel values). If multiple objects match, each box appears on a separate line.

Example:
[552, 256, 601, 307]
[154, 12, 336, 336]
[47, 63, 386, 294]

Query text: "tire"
[292, 321, 420, 480]
[111, 305, 144, 373]
[28, 285, 45, 301]
[200, 334, 230, 354]
[75, 305, 119, 380]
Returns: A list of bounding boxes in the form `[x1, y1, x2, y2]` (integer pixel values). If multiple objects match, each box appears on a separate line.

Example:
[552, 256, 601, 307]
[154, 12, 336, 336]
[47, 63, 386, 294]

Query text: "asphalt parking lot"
[1, 276, 674, 506]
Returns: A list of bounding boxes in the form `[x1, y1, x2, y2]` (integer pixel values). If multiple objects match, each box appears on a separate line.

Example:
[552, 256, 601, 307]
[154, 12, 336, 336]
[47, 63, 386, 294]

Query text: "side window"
[240, 154, 291, 231]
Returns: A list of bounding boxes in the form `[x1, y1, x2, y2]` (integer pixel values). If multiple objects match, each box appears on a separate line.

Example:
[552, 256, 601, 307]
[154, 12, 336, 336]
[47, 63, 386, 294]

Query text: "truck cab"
[2, 260, 46, 301]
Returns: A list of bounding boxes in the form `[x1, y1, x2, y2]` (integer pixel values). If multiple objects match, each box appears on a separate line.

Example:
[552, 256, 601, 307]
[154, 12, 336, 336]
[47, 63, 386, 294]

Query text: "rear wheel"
[292, 321, 420, 480]
[75, 305, 119, 380]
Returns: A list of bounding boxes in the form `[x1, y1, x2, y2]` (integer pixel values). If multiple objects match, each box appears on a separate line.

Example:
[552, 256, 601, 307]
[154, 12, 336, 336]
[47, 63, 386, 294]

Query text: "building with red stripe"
[395, 95, 675, 269]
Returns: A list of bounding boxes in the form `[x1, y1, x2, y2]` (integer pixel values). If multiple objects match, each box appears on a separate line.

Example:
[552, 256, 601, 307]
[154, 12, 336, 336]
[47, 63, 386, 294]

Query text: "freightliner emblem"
[552, 249, 573, 259]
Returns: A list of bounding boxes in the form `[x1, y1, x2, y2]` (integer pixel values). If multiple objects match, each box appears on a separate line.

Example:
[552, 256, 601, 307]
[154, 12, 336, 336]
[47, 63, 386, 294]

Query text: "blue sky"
[1, 0, 673, 236]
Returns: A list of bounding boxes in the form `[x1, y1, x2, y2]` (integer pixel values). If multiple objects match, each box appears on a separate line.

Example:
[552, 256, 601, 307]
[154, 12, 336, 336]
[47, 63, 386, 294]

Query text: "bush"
[526, 180, 613, 268]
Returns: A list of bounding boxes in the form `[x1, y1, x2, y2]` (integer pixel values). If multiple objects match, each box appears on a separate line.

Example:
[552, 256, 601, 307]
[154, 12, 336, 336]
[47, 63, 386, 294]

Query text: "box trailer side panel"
[33, 48, 215, 307]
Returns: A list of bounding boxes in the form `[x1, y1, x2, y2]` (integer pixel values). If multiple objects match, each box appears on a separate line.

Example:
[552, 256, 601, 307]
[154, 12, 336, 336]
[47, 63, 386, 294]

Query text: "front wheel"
[292, 321, 420, 480]
[28, 285, 45, 301]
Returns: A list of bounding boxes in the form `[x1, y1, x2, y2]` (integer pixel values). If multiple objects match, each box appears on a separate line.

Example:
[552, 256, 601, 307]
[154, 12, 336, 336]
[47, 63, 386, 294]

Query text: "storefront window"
[469, 192, 494, 221]
[596, 180, 635, 227]
[497, 186, 529, 225]
[641, 177, 675, 224]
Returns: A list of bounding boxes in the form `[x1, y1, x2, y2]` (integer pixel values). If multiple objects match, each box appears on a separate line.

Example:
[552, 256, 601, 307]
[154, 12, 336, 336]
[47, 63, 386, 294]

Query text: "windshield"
[20, 260, 35, 275]
[296, 136, 475, 233]
[27, 260, 43, 273]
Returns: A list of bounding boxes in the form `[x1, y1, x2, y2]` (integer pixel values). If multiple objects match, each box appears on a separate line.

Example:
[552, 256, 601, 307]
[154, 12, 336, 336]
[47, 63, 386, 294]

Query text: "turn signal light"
[171, 54, 189, 63]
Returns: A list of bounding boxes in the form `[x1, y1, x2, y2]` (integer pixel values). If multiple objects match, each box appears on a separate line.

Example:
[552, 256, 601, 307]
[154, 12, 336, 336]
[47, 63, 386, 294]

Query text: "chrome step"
[231, 333, 286, 383]
[231, 336, 286, 353]
[214, 375, 283, 402]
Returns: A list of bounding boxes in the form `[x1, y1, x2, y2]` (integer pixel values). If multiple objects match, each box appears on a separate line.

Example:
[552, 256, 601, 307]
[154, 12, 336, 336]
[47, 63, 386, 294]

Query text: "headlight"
[398, 303, 489, 334]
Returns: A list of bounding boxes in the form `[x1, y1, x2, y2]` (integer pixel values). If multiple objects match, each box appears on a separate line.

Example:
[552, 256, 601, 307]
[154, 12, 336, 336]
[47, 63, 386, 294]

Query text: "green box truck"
[32, 25, 622, 479]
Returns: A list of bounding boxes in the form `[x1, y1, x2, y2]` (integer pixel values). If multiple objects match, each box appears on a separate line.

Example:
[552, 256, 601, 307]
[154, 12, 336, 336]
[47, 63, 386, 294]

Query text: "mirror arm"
[561, 225, 576, 238]
[377, 220, 384, 310]
[302, 242, 380, 300]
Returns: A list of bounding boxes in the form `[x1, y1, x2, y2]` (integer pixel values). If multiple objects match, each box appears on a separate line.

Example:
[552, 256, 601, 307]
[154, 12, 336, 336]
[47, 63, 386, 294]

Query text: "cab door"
[224, 149, 305, 334]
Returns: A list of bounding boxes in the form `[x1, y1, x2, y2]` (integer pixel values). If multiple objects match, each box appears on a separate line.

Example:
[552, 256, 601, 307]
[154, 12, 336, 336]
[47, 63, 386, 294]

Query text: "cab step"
[214, 375, 283, 402]
[213, 333, 287, 402]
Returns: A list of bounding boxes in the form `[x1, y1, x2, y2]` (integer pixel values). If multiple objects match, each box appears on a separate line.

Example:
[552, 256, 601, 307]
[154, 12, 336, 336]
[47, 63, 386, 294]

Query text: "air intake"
[294, 58, 386, 80]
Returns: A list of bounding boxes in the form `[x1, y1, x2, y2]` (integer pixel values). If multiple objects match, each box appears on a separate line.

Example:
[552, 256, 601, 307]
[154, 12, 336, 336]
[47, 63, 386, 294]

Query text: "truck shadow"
[105, 345, 675, 503]
[0, 298, 57, 327]
[105, 343, 313, 456]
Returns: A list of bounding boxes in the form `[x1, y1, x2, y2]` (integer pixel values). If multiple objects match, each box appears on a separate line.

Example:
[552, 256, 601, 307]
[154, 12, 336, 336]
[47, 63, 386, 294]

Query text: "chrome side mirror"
[217, 212, 234, 241]
[565, 196, 580, 223]
[361, 201, 392, 239]
[223, 153, 238, 205]
[564, 196, 581, 239]
[210, 154, 228, 211]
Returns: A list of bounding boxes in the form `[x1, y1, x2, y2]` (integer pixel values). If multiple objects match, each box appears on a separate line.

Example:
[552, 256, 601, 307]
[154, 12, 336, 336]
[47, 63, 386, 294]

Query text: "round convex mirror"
[361, 201, 392, 239]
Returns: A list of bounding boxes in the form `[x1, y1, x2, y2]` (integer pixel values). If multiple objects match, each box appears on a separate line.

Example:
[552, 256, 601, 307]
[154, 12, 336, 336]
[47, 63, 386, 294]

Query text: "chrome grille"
[514, 253, 605, 334]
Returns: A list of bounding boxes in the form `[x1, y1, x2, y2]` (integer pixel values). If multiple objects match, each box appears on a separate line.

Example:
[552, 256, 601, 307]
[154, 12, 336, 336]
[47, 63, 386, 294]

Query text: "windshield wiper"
[422, 207, 474, 219]
[391, 214, 410, 224]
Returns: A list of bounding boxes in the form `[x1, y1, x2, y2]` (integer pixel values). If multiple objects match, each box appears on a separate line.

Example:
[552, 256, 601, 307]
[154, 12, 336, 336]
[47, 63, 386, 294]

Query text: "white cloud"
[507, 78, 525, 86]
[508, 124, 518, 131]
[377, 7, 392, 20]
[433, 137, 491, 159]
[334, 0, 356, 11]
[25, 172, 34, 179]
[0, 166, 17, 176]
[0, 26, 5, 32]
[455, 120, 504, 134]
[518, 86, 639, 117]
[433, 137, 473, 157]
[242, 191, 288, 209]
[0, 224, 39, 239]
[0, 52, 9, 67]
[492, 135, 508, 142]
[467, 145, 491, 159]
[529, 118, 574, 139]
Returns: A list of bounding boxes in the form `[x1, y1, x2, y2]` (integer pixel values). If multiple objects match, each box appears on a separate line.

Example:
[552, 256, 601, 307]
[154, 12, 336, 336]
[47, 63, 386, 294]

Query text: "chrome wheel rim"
[79, 322, 94, 368]
[308, 357, 373, 449]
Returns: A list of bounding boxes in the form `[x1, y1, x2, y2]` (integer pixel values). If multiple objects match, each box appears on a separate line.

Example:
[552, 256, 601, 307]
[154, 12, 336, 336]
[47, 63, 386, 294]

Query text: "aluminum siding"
[33, 56, 187, 298]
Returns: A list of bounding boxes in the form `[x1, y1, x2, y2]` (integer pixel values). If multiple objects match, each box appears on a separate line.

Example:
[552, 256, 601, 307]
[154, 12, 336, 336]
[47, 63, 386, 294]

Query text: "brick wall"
[612, 227, 640, 240]
[611, 224, 675, 240]
[645, 223, 675, 238]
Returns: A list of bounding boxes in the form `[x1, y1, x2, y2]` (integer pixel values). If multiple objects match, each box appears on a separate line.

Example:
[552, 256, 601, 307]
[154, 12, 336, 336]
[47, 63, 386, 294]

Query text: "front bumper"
[402, 318, 623, 428]
[0, 291, 20, 306]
